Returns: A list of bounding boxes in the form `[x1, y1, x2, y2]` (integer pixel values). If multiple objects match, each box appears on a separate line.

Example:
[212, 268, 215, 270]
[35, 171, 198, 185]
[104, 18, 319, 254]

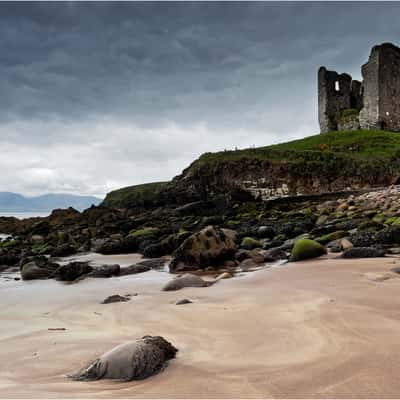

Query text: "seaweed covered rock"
[69, 335, 177, 381]
[289, 239, 327, 262]
[314, 230, 348, 245]
[169, 226, 237, 272]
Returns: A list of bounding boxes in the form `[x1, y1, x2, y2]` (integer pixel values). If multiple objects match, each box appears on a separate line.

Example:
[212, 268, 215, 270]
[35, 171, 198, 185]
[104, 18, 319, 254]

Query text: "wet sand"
[2, 254, 400, 398]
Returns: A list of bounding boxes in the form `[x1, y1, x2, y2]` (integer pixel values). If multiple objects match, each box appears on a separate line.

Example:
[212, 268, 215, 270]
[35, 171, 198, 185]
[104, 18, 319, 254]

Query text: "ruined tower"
[318, 68, 362, 132]
[318, 42, 400, 133]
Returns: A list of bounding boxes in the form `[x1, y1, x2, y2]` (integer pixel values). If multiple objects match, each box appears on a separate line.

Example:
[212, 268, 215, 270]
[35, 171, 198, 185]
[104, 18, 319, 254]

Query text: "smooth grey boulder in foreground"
[69, 336, 178, 381]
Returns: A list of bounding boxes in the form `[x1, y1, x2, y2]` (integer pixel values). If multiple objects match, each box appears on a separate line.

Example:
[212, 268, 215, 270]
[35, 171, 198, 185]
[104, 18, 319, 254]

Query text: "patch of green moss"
[391, 217, 400, 226]
[358, 220, 384, 231]
[226, 220, 241, 226]
[0, 239, 18, 248]
[336, 108, 359, 121]
[385, 216, 399, 225]
[315, 230, 348, 245]
[130, 227, 160, 238]
[32, 243, 50, 255]
[373, 213, 387, 223]
[240, 237, 262, 250]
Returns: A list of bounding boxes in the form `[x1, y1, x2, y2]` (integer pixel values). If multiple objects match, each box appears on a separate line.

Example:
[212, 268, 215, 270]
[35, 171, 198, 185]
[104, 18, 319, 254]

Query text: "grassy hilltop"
[198, 130, 400, 163]
[103, 130, 400, 209]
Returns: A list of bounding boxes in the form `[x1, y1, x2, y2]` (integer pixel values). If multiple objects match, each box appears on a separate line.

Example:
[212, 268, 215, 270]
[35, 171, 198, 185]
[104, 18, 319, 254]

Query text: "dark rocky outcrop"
[341, 247, 386, 259]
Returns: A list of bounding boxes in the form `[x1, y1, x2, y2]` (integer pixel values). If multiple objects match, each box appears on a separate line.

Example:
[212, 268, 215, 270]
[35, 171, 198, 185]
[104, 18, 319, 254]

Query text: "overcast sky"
[2, 1, 400, 197]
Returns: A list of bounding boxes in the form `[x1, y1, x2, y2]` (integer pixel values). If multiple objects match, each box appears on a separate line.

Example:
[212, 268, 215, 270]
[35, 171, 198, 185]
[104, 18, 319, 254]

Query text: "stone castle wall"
[319, 42, 400, 133]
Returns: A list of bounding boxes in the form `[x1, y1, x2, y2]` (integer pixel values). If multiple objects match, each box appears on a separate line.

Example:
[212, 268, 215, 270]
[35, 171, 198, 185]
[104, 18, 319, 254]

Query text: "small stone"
[101, 295, 130, 304]
[175, 299, 192, 305]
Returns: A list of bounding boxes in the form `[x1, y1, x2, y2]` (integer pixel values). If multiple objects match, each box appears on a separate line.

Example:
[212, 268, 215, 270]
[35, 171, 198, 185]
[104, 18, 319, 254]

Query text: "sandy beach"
[2, 253, 400, 398]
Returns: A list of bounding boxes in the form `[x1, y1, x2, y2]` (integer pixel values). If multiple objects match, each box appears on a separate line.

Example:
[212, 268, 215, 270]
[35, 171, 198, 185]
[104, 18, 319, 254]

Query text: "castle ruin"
[318, 42, 400, 133]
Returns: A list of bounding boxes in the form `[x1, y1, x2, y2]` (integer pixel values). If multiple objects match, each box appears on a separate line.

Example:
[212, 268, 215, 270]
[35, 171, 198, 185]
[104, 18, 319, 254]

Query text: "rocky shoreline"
[2, 185, 400, 282]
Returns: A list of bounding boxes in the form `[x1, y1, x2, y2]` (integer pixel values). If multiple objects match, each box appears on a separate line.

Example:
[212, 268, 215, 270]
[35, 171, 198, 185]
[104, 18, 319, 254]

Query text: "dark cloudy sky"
[2, 1, 400, 197]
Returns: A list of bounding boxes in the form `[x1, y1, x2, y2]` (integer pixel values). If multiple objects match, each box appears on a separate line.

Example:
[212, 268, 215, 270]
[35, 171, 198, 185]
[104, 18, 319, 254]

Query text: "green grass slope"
[102, 181, 168, 208]
[103, 131, 400, 209]
[198, 130, 400, 164]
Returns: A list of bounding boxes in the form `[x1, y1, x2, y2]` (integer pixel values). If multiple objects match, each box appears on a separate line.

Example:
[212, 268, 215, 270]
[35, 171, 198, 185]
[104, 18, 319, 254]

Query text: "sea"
[0, 212, 50, 238]
[0, 211, 51, 219]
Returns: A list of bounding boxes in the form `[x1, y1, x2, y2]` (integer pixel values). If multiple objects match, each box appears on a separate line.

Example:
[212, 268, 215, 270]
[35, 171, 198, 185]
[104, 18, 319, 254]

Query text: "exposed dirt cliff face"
[170, 155, 399, 204]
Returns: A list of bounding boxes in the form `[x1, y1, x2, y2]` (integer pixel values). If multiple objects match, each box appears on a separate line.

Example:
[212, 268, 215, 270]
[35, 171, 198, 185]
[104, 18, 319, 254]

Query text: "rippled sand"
[1, 253, 400, 398]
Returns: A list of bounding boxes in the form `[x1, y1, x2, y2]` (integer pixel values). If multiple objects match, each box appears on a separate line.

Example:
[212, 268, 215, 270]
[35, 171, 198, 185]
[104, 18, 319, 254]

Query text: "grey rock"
[341, 247, 386, 259]
[175, 298, 192, 305]
[69, 335, 178, 381]
[102, 294, 130, 304]
[162, 273, 210, 291]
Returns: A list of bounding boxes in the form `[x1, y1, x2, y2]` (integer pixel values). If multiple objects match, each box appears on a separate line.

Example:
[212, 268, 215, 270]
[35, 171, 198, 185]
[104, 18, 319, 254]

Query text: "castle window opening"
[335, 81, 340, 91]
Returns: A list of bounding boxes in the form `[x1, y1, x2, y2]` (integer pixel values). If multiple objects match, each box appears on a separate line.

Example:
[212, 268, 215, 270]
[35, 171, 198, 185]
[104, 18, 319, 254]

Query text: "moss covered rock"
[240, 237, 262, 250]
[315, 230, 348, 245]
[130, 227, 160, 239]
[290, 239, 326, 262]
[169, 225, 237, 272]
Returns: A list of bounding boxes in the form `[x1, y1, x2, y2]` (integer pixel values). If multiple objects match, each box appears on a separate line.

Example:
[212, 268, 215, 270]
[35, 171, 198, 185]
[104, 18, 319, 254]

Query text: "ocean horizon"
[0, 211, 51, 219]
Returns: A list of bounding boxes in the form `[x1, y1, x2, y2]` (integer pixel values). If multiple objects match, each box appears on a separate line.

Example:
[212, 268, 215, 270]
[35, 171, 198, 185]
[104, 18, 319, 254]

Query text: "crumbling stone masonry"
[318, 42, 400, 133]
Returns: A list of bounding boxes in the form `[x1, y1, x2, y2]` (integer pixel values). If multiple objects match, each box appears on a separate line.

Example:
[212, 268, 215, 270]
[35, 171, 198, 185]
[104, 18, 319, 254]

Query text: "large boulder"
[289, 239, 327, 262]
[341, 247, 386, 259]
[52, 262, 93, 281]
[21, 259, 59, 280]
[169, 226, 237, 272]
[162, 273, 210, 291]
[69, 336, 177, 381]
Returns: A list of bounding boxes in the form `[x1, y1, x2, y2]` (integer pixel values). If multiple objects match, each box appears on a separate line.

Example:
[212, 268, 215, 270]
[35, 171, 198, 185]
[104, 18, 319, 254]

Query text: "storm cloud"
[2, 2, 400, 196]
